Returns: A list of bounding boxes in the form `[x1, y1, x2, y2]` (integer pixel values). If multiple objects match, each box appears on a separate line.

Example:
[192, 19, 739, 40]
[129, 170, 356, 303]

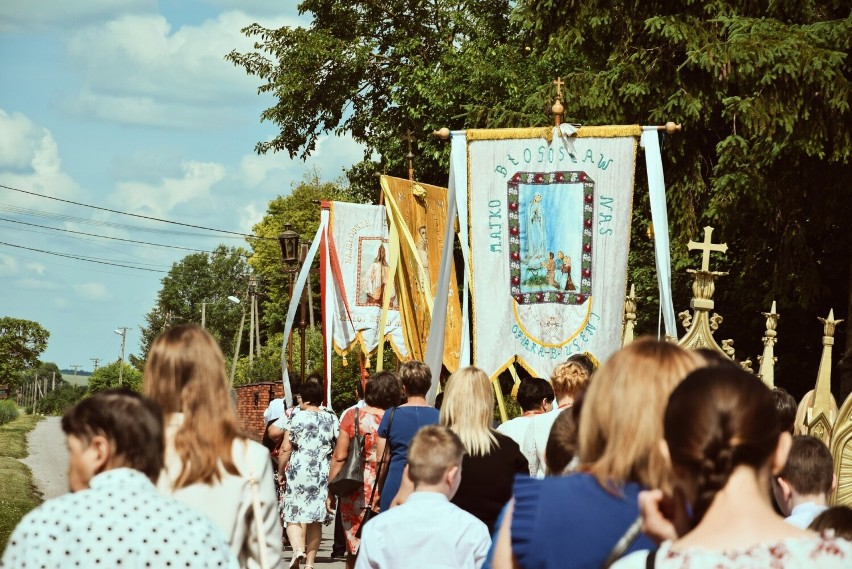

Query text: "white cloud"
[18, 277, 60, 291]
[111, 160, 226, 217]
[0, 108, 81, 206]
[0, 253, 18, 276]
[74, 282, 110, 300]
[239, 132, 366, 189]
[0, 0, 153, 32]
[25, 262, 47, 275]
[64, 11, 297, 127]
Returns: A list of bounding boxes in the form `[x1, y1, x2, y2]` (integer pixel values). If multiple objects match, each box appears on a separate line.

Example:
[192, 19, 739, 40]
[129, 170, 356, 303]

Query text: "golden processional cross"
[687, 226, 728, 272]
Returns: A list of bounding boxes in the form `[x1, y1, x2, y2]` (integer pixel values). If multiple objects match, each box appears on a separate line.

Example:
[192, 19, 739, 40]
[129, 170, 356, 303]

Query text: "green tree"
[140, 245, 250, 360]
[0, 317, 50, 389]
[87, 361, 142, 393]
[229, 1, 851, 400]
[226, 0, 550, 194]
[515, 0, 851, 399]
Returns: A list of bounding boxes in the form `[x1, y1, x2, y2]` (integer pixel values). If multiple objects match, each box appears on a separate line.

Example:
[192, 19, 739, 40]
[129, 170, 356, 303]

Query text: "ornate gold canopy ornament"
[677, 226, 730, 356]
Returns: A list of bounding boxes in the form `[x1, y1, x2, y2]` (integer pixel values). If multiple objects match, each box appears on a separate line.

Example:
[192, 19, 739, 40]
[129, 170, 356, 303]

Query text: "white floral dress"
[282, 409, 339, 523]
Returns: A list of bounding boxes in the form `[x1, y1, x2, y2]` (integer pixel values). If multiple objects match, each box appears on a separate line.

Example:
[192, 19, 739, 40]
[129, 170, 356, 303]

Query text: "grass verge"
[0, 414, 44, 553]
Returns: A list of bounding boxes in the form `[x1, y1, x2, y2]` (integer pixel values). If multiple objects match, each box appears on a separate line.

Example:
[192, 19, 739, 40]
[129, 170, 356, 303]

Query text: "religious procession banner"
[327, 201, 408, 360]
[461, 125, 640, 380]
[380, 175, 462, 371]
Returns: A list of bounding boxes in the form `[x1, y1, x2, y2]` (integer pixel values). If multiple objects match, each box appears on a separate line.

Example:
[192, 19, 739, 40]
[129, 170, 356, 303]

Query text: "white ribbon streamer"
[281, 211, 328, 408]
[641, 128, 678, 340]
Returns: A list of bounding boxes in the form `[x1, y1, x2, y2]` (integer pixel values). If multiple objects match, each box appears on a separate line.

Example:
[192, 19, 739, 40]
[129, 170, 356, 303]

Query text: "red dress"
[338, 407, 384, 554]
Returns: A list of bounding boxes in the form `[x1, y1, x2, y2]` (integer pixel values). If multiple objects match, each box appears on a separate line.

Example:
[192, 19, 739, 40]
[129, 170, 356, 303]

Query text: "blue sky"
[0, 1, 365, 370]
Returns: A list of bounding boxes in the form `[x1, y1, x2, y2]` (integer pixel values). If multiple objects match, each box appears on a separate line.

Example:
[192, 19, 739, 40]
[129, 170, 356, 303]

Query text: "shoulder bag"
[355, 406, 396, 538]
[328, 409, 365, 496]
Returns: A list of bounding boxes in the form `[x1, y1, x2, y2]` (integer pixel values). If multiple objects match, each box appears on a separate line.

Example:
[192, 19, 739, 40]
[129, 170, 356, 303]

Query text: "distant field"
[0, 414, 43, 553]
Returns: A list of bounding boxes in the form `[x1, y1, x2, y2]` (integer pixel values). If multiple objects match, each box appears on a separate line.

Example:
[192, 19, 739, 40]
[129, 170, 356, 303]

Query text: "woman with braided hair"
[615, 366, 852, 568]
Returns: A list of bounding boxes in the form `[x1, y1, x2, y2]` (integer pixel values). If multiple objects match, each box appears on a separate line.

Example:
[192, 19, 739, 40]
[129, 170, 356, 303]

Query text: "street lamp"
[278, 224, 300, 375]
[114, 327, 128, 386]
[201, 295, 240, 328]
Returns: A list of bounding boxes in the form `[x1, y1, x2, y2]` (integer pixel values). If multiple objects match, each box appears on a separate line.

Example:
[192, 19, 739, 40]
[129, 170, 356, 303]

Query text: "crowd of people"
[4, 327, 852, 568]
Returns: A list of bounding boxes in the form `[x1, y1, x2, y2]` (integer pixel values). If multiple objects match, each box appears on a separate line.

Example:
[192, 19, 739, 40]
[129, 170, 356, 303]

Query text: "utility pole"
[114, 327, 129, 386]
[90, 357, 100, 370]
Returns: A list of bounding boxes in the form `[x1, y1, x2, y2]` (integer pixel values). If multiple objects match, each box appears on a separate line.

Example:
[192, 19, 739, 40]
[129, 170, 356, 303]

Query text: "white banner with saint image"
[463, 127, 638, 379]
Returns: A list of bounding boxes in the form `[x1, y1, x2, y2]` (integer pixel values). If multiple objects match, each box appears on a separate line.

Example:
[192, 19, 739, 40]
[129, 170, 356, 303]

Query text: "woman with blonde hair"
[441, 366, 528, 533]
[492, 338, 703, 569]
[144, 325, 281, 569]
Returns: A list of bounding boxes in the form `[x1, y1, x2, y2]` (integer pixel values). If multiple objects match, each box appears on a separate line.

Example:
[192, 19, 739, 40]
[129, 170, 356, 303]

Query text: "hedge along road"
[20, 416, 69, 500]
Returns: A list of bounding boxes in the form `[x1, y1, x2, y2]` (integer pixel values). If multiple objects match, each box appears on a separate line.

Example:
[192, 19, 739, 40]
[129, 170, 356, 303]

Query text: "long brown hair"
[143, 325, 241, 488]
[578, 338, 703, 491]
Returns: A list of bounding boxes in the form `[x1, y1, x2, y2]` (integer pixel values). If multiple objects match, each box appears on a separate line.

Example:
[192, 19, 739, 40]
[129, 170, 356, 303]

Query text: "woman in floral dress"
[327, 371, 400, 568]
[279, 380, 338, 569]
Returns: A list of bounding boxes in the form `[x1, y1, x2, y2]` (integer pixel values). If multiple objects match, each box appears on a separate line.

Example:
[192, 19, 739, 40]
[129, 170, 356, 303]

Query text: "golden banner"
[381, 175, 462, 372]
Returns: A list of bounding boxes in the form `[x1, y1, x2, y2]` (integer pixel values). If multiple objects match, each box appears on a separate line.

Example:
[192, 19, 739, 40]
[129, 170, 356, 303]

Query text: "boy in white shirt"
[772, 435, 835, 528]
[356, 425, 490, 569]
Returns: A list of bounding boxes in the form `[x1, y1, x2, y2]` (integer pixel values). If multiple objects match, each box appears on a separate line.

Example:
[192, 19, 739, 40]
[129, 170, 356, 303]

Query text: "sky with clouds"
[0, 1, 365, 371]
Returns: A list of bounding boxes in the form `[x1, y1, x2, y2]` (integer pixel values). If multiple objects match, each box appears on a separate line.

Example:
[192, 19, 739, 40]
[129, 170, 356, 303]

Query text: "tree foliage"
[0, 317, 50, 389]
[226, 0, 553, 193]
[87, 361, 142, 393]
[229, 1, 851, 399]
[140, 245, 250, 360]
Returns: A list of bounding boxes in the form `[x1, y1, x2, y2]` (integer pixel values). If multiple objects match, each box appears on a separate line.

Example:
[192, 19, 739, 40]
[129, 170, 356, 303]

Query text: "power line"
[0, 183, 274, 240]
[0, 216, 214, 253]
[0, 241, 168, 273]
[0, 202, 250, 240]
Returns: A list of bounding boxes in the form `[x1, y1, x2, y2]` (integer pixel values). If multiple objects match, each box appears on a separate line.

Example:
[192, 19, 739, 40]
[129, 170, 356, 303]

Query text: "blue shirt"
[376, 405, 440, 511]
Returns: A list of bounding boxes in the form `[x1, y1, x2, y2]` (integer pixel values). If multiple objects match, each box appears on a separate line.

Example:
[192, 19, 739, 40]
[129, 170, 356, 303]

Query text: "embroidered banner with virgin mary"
[461, 125, 640, 380]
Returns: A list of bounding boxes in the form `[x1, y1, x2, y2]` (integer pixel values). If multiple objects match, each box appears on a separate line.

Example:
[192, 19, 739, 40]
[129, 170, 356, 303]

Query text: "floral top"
[613, 534, 852, 569]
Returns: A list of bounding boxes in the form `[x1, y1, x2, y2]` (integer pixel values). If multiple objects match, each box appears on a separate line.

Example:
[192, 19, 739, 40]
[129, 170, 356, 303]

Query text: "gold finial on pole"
[432, 127, 450, 140]
[404, 130, 416, 181]
[622, 283, 637, 347]
[552, 77, 565, 126]
[757, 301, 780, 387]
[687, 226, 728, 272]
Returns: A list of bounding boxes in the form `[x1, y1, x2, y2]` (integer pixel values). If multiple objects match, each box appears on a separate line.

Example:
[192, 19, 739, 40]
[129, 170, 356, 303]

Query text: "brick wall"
[235, 382, 284, 442]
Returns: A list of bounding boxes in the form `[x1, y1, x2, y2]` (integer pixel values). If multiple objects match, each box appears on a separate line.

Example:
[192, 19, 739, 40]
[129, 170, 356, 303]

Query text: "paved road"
[19, 415, 345, 567]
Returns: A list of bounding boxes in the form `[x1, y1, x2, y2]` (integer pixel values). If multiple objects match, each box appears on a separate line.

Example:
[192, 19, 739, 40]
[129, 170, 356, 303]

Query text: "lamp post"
[278, 224, 300, 376]
[114, 327, 128, 386]
[201, 295, 240, 328]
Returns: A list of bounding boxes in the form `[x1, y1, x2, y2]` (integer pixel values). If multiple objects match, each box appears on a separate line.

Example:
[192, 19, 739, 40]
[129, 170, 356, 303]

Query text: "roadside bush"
[36, 385, 88, 416]
[0, 400, 19, 425]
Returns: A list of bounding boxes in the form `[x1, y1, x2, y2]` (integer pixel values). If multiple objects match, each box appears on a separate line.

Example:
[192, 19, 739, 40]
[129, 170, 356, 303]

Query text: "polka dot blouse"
[1, 468, 238, 568]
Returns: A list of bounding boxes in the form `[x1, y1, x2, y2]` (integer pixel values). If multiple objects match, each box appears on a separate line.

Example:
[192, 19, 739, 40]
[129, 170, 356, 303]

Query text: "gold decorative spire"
[622, 283, 637, 347]
[757, 301, 780, 387]
[807, 309, 843, 445]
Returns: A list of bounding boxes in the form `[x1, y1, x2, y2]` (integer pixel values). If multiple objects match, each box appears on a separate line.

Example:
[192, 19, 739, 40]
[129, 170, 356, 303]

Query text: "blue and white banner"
[459, 126, 639, 379]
